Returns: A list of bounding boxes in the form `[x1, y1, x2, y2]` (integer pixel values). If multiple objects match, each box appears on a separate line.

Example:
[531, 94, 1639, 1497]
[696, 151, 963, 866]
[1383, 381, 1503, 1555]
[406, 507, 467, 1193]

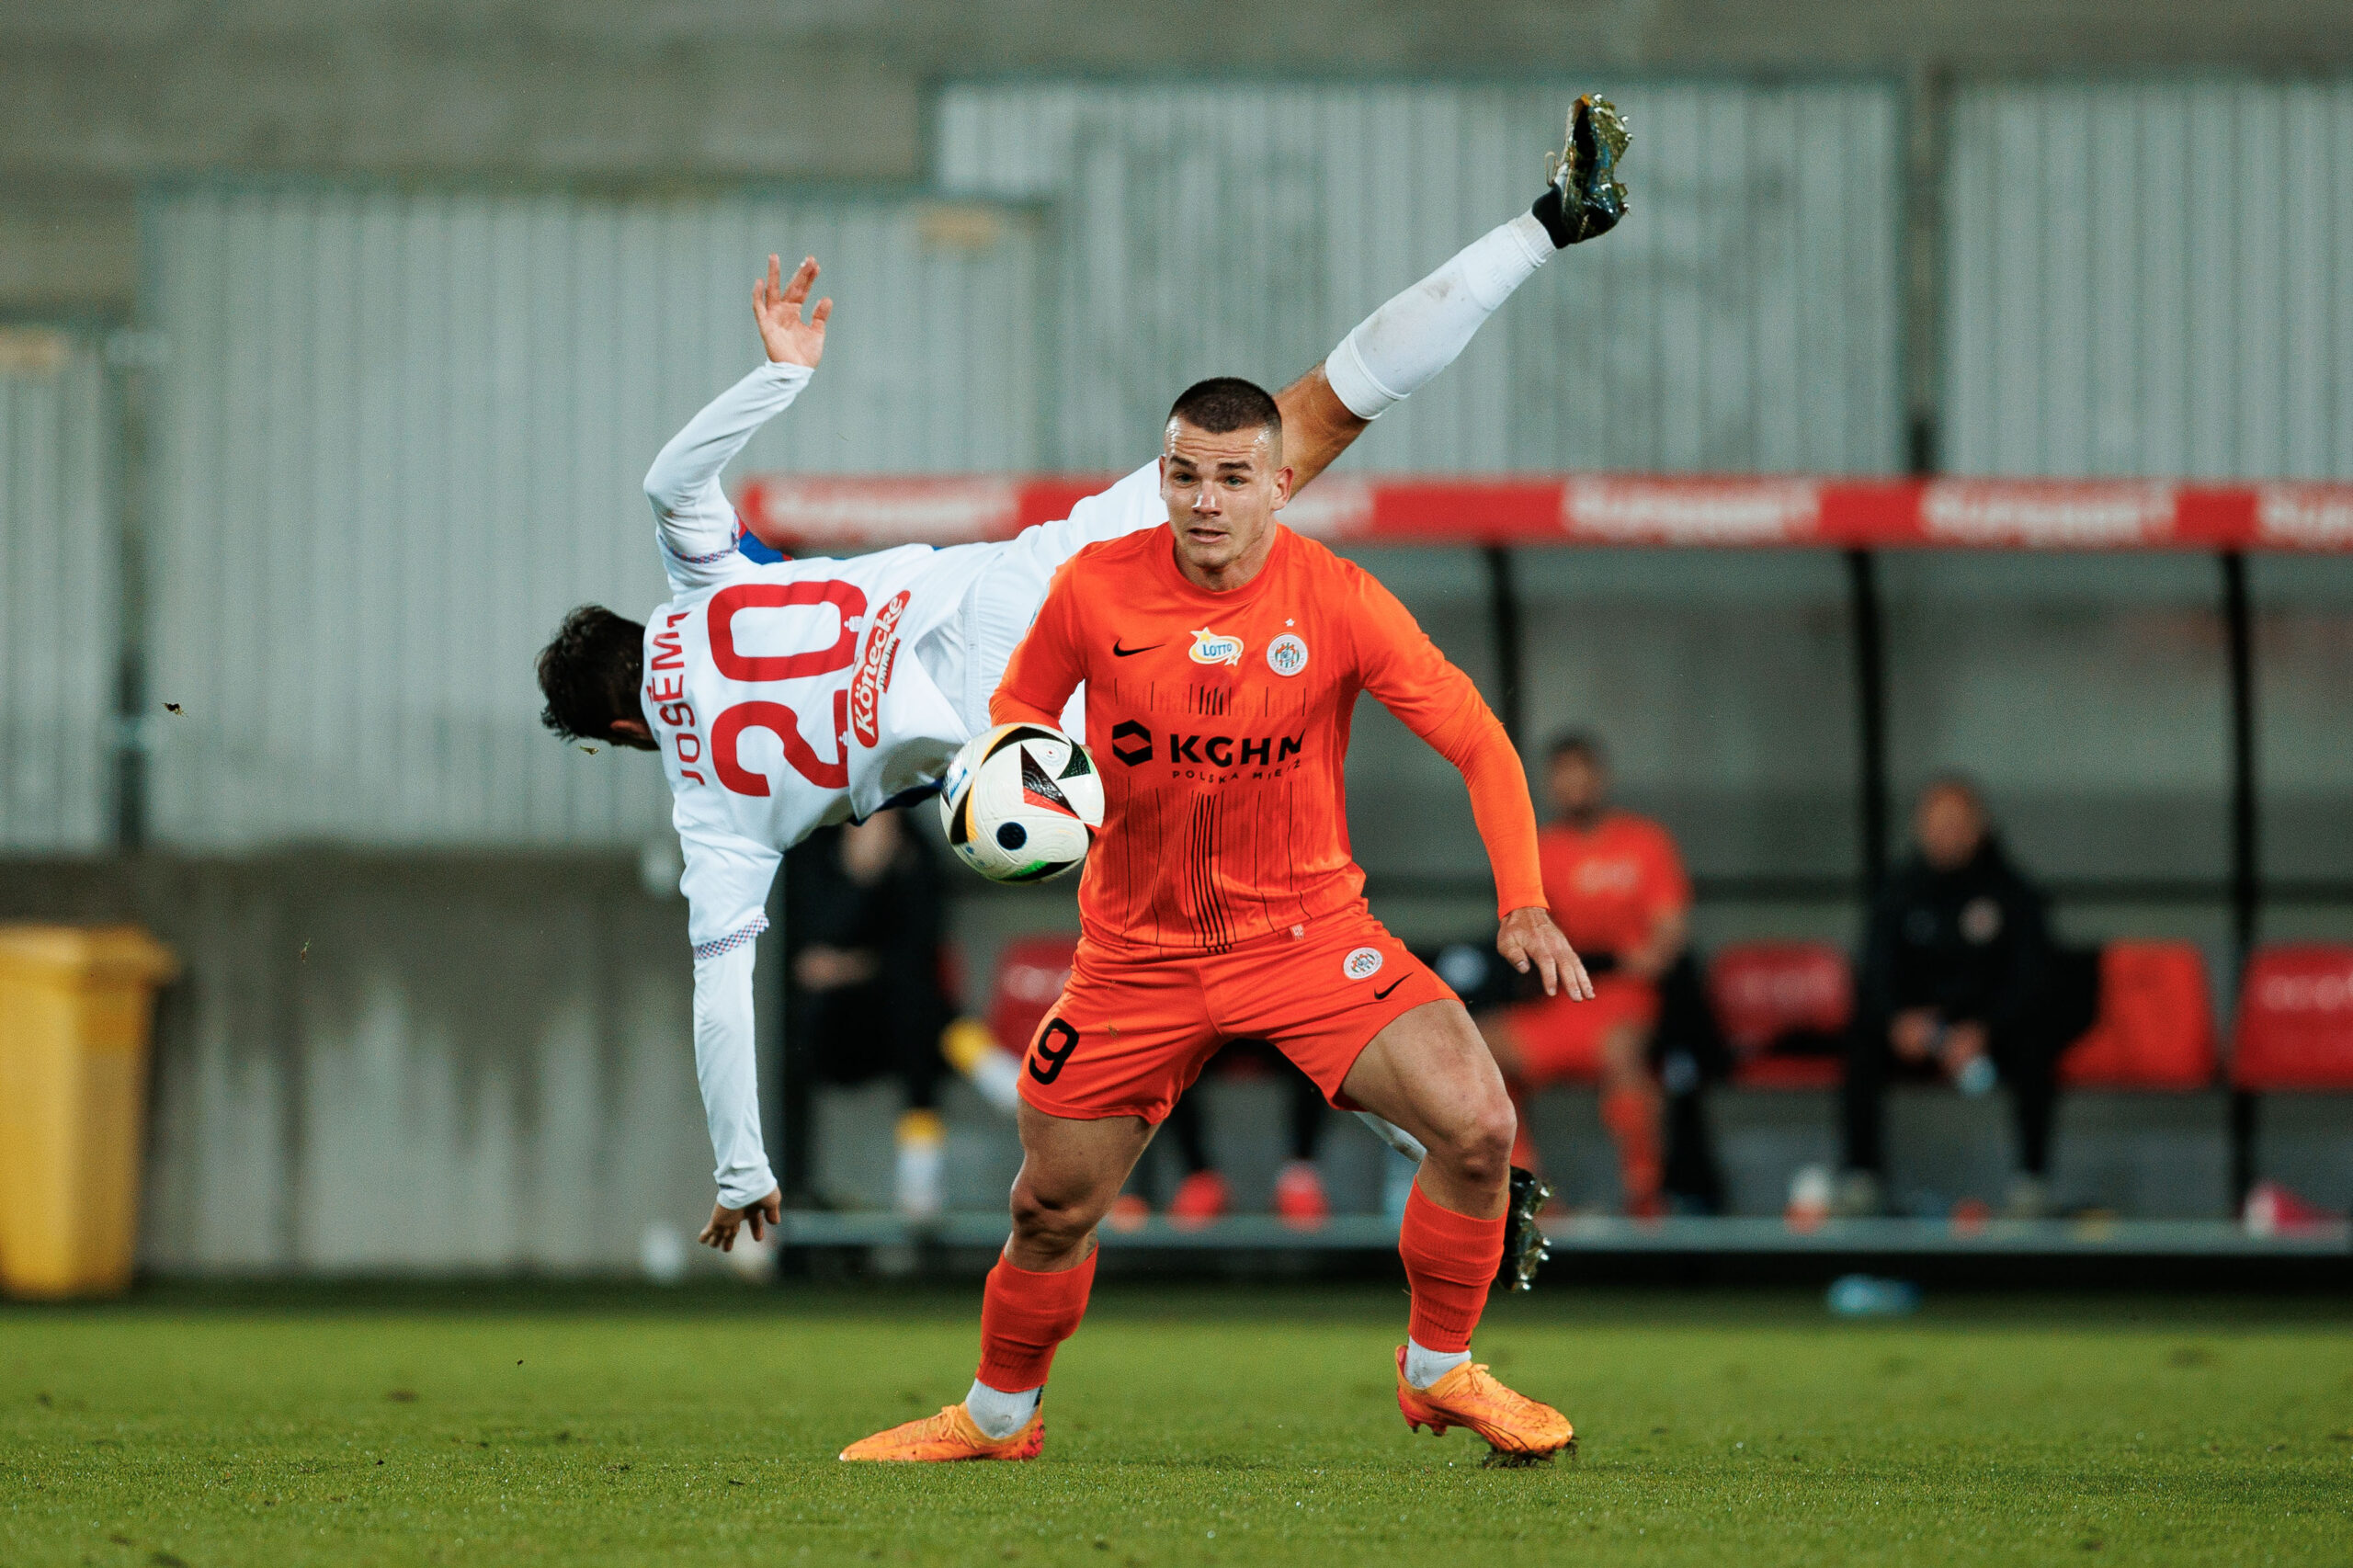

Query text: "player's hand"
[698, 1187, 782, 1252]
[754, 255, 831, 369]
[1498, 906, 1593, 1001]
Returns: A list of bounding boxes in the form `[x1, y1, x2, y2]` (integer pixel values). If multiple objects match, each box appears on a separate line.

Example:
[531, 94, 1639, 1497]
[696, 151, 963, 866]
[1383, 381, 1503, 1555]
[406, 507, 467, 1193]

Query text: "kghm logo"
[1110, 720, 1154, 767]
[1188, 627, 1245, 666]
[1266, 633, 1309, 677]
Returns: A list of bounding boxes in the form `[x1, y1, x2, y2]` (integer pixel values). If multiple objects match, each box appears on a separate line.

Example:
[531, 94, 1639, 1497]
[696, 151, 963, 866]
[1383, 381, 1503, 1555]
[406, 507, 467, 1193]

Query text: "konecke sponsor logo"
[848, 589, 911, 748]
[1188, 627, 1245, 666]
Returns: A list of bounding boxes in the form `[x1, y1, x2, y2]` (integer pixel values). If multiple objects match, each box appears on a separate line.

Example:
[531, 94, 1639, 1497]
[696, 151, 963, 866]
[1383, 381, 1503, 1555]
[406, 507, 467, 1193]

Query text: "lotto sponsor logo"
[848, 589, 911, 748]
[1266, 633, 1310, 677]
[1188, 627, 1245, 666]
[1921, 481, 2175, 547]
[1563, 477, 1821, 545]
[1343, 947, 1384, 982]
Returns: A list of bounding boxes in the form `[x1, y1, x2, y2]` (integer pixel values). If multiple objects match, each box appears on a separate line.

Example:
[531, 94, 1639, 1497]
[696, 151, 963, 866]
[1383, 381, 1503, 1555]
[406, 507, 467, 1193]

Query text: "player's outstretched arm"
[1350, 570, 1594, 1001]
[643, 254, 832, 571]
[684, 875, 787, 1245]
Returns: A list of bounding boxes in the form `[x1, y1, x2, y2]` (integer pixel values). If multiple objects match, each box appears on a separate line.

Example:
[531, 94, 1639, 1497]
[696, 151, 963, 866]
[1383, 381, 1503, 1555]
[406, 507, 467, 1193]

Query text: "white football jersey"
[642, 360, 1161, 952]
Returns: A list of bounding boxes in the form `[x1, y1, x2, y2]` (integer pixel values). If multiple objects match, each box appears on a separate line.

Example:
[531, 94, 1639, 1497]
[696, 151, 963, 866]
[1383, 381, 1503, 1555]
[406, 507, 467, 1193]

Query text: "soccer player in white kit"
[533, 104, 1631, 1252]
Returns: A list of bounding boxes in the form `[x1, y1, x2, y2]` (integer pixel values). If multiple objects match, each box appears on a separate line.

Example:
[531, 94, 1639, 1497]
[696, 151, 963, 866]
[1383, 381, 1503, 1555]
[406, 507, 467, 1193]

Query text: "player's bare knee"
[1429, 1102, 1515, 1189]
[1008, 1180, 1100, 1251]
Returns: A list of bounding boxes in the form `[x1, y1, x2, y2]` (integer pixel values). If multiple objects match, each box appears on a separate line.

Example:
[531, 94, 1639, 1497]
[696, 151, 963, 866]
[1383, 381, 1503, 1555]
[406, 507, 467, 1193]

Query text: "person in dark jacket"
[782, 811, 955, 1218]
[1841, 778, 2092, 1218]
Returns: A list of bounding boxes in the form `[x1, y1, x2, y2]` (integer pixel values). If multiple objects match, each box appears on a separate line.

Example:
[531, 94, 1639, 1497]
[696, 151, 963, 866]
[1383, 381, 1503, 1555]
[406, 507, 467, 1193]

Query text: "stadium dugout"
[742, 469, 2353, 1272]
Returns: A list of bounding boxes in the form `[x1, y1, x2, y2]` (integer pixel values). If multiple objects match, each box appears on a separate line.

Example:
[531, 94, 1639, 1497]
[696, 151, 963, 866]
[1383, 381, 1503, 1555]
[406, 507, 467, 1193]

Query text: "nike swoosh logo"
[1373, 978, 1404, 1000]
[1111, 641, 1164, 657]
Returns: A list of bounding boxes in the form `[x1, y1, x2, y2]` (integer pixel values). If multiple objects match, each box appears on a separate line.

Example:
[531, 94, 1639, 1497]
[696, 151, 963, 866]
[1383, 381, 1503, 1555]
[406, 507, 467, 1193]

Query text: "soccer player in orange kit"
[1478, 733, 1691, 1217]
[840, 374, 1597, 1467]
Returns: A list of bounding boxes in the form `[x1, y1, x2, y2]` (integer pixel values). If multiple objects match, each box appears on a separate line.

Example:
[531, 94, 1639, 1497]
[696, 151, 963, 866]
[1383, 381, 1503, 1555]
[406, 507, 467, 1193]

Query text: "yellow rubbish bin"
[0, 925, 177, 1299]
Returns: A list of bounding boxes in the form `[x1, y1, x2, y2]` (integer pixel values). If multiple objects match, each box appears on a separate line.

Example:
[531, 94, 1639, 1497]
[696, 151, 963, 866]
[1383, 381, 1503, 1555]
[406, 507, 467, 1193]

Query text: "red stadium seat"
[1709, 942, 1851, 1089]
[987, 932, 1079, 1057]
[2057, 941, 2217, 1088]
[2231, 944, 2353, 1090]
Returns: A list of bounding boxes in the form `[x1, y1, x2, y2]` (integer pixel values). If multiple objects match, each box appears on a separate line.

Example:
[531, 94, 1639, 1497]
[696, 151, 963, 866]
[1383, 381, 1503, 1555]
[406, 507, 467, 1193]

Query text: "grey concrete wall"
[9, 1, 2353, 310]
[0, 854, 739, 1274]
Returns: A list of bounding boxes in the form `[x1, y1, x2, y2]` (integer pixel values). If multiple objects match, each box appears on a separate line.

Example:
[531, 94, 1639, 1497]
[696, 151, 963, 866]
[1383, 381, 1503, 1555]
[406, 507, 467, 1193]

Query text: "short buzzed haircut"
[1167, 377, 1282, 447]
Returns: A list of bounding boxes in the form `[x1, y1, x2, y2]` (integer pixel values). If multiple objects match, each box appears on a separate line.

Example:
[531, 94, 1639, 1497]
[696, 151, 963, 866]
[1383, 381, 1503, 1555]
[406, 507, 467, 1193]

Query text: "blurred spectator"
[782, 811, 954, 1218]
[1474, 733, 1691, 1217]
[1840, 778, 2097, 1219]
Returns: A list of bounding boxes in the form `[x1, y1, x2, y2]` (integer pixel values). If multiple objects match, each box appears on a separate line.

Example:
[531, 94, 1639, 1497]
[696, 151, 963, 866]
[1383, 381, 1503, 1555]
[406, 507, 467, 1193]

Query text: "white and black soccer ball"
[938, 722, 1105, 883]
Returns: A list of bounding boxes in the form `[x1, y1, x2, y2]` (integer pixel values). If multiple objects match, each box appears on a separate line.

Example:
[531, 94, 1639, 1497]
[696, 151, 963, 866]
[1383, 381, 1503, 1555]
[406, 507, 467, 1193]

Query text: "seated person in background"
[1841, 777, 2095, 1220]
[783, 811, 954, 1218]
[1474, 733, 1690, 1218]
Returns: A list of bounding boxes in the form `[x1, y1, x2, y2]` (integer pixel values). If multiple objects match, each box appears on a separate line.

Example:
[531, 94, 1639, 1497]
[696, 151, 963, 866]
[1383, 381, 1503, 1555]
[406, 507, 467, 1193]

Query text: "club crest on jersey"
[1267, 633, 1309, 677]
[1343, 947, 1384, 982]
[1188, 627, 1245, 667]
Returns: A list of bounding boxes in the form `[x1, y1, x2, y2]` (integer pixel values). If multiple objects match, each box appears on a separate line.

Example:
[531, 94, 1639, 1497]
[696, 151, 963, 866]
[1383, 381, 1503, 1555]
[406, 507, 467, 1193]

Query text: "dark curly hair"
[536, 604, 648, 744]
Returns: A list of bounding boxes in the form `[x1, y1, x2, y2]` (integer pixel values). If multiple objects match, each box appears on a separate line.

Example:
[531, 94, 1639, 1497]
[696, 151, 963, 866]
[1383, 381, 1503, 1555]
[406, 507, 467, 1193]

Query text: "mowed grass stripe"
[2, 1287, 2348, 1566]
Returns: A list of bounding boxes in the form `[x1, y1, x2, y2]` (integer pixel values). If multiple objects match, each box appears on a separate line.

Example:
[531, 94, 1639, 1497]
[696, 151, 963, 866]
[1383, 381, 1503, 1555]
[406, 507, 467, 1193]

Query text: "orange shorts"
[1017, 904, 1456, 1123]
[1504, 973, 1659, 1082]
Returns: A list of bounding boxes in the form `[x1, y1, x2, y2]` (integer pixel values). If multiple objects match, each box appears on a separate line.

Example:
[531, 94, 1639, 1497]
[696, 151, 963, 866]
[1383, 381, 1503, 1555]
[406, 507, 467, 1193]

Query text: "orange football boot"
[1393, 1346, 1574, 1467]
[838, 1402, 1044, 1462]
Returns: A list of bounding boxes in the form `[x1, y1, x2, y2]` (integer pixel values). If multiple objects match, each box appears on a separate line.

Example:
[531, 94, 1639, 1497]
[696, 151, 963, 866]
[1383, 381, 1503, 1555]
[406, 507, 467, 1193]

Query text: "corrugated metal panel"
[142, 187, 1044, 848]
[938, 79, 1904, 475]
[0, 327, 113, 850]
[1945, 80, 2353, 478]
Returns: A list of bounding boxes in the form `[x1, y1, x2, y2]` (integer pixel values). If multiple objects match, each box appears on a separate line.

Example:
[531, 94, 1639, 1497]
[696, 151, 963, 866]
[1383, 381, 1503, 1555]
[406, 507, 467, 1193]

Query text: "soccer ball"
[938, 722, 1105, 882]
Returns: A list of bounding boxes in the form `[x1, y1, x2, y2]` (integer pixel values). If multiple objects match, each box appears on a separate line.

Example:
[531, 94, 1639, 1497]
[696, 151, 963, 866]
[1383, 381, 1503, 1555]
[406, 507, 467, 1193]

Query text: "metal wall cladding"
[1945, 80, 2353, 479]
[142, 186, 1045, 848]
[0, 328, 113, 850]
[938, 78, 1905, 475]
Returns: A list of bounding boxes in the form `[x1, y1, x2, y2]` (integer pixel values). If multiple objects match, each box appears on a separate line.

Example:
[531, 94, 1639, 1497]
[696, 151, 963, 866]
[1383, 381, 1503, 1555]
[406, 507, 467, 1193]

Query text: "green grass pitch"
[5, 1282, 2349, 1567]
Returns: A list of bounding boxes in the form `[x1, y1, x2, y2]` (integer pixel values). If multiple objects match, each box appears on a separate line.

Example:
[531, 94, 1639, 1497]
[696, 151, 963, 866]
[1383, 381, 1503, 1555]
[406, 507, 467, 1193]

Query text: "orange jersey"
[994, 524, 1544, 957]
[1536, 812, 1690, 958]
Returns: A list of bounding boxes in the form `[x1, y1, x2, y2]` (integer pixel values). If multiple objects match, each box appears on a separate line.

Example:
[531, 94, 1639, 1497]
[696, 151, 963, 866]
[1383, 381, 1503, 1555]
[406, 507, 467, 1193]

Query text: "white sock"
[963, 1379, 1040, 1439]
[1404, 1337, 1472, 1390]
[1324, 212, 1553, 419]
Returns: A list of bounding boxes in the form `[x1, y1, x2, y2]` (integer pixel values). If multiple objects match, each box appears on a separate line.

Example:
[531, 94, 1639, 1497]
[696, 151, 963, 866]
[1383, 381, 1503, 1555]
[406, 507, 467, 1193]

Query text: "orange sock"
[1600, 1085, 1663, 1205]
[976, 1248, 1098, 1392]
[1399, 1184, 1505, 1353]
